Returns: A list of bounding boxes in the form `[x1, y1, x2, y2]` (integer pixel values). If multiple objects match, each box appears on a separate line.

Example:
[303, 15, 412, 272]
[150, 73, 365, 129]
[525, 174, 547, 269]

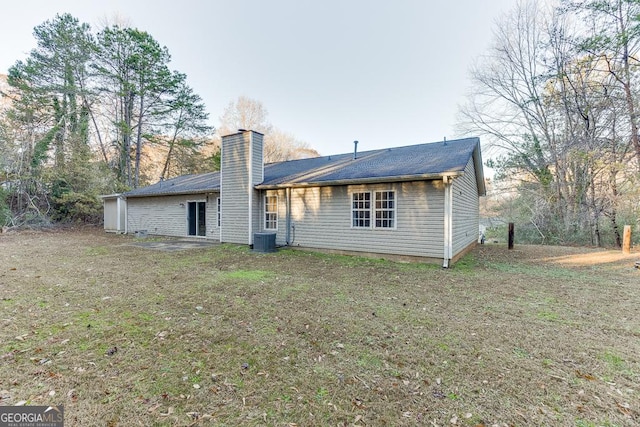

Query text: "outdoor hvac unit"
[253, 232, 276, 253]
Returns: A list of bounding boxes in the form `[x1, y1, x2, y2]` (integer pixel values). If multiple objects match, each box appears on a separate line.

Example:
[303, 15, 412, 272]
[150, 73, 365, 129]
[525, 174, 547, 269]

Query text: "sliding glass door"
[187, 201, 206, 236]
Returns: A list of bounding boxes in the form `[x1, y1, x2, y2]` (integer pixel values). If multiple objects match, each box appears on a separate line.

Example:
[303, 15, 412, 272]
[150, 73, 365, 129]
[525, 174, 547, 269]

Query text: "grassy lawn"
[0, 228, 639, 426]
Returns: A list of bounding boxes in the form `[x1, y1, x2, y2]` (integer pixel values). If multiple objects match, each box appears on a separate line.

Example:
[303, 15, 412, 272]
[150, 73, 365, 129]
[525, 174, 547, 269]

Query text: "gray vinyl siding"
[126, 193, 219, 239]
[250, 134, 264, 243]
[452, 158, 480, 255]
[251, 133, 264, 185]
[220, 131, 263, 244]
[220, 133, 250, 244]
[283, 181, 445, 258]
[208, 193, 221, 238]
[119, 199, 126, 232]
[103, 198, 118, 232]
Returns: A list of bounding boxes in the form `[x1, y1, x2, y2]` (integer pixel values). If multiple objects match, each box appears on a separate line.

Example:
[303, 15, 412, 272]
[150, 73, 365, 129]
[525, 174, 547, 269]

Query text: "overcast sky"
[0, 0, 517, 156]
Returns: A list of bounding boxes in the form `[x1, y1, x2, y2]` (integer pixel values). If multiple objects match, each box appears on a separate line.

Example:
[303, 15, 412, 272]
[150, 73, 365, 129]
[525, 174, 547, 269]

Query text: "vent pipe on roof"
[353, 140, 359, 160]
[443, 137, 447, 146]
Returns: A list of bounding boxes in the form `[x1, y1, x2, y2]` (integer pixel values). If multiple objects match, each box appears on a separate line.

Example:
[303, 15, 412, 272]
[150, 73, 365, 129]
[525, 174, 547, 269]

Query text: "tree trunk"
[134, 95, 145, 188]
[609, 169, 621, 248]
[124, 91, 134, 188]
[160, 121, 182, 179]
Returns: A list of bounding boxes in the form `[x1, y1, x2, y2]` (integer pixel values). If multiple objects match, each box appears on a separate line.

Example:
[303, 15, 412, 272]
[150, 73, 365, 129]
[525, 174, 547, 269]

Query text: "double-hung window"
[351, 191, 395, 229]
[352, 192, 371, 228]
[374, 191, 395, 228]
[264, 195, 278, 230]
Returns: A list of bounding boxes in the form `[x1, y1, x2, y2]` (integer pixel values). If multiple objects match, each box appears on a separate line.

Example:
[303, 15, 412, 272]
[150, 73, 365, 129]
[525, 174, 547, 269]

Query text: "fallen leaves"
[575, 370, 596, 381]
[616, 402, 632, 416]
[147, 403, 162, 413]
[29, 357, 51, 365]
[159, 407, 174, 417]
[432, 389, 446, 399]
[2, 230, 639, 426]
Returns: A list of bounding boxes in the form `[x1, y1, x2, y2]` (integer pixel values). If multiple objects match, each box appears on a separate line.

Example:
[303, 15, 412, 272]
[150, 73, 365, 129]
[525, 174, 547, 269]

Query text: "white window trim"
[351, 191, 372, 229]
[350, 190, 397, 230]
[264, 194, 278, 230]
[373, 190, 397, 230]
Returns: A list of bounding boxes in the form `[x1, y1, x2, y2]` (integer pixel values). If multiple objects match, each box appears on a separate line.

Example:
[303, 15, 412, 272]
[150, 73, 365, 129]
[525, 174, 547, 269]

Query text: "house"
[105, 130, 485, 267]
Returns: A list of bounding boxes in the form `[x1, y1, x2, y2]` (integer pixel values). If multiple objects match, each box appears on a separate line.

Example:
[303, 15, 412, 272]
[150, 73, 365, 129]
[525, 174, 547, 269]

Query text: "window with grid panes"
[374, 191, 395, 228]
[264, 195, 278, 230]
[352, 192, 371, 228]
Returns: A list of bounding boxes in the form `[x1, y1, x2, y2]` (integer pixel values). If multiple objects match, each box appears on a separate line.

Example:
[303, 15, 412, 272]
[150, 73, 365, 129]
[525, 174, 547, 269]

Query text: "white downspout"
[219, 140, 224, 243]
[248, 131, 253, 245]
[285, 187, 292, 245]
[443, 176, 453, 268]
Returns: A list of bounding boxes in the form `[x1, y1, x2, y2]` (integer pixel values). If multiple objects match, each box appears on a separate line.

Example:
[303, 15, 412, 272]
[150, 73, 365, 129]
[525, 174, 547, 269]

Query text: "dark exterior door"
[187, 201, 206, 236]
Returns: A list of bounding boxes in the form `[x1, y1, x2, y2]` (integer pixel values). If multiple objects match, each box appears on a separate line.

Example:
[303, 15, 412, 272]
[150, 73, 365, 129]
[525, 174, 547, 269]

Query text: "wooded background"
[1, 1, 639, 248]
[0, 15, 315, 226]
[462, 0, 640, 247]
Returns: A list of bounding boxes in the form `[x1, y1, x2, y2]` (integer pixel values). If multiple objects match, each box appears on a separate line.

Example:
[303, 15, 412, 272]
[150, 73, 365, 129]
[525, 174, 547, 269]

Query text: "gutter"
[123, 188, 220, 199]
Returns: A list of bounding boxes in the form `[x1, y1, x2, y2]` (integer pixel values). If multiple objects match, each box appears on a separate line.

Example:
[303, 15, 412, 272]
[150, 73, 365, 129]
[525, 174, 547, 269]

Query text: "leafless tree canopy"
[460, 0, 640, 247]
[218, 96, 319, 163]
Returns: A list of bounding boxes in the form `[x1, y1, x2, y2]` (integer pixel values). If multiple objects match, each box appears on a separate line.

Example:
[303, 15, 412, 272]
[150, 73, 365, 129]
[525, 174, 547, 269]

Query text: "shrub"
[52, 191, 102, 224]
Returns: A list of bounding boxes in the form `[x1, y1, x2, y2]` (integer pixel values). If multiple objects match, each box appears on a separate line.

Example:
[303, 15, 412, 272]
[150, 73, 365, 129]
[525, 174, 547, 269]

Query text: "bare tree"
[459, 0, 639, 245]
[218, 96, 319, 162]
[218, 96, 272, 136]
[565, 0, 640, 171]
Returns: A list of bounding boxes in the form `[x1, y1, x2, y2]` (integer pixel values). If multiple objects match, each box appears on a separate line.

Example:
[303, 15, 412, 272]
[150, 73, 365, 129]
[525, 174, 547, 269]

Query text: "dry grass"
[0, 228, 639, 426]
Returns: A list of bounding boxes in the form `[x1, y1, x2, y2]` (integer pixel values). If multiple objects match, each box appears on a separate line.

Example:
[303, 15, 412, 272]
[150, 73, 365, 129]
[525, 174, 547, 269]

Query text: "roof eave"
[124, 188, 220, 198]
[471, 140, 486, 196]
[255, 172, 463, 190]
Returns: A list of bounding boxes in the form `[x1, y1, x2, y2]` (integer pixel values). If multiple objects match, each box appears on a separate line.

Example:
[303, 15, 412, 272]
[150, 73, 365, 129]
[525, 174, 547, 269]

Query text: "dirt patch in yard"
[127, 237, 220, 251]
[0, 228, 638, 426]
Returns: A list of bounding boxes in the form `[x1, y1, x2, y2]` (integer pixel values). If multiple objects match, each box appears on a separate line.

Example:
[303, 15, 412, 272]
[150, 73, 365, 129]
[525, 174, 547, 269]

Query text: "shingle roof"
[124, 137, 483, 198]
[259, 137, 480, 188]
[124, 172, 220, 198]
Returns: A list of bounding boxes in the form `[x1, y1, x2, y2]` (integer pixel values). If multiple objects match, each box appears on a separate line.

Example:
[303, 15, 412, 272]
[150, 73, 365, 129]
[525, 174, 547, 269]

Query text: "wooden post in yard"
[508, 222, 514, 250]
[622, 225, 631, 255]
